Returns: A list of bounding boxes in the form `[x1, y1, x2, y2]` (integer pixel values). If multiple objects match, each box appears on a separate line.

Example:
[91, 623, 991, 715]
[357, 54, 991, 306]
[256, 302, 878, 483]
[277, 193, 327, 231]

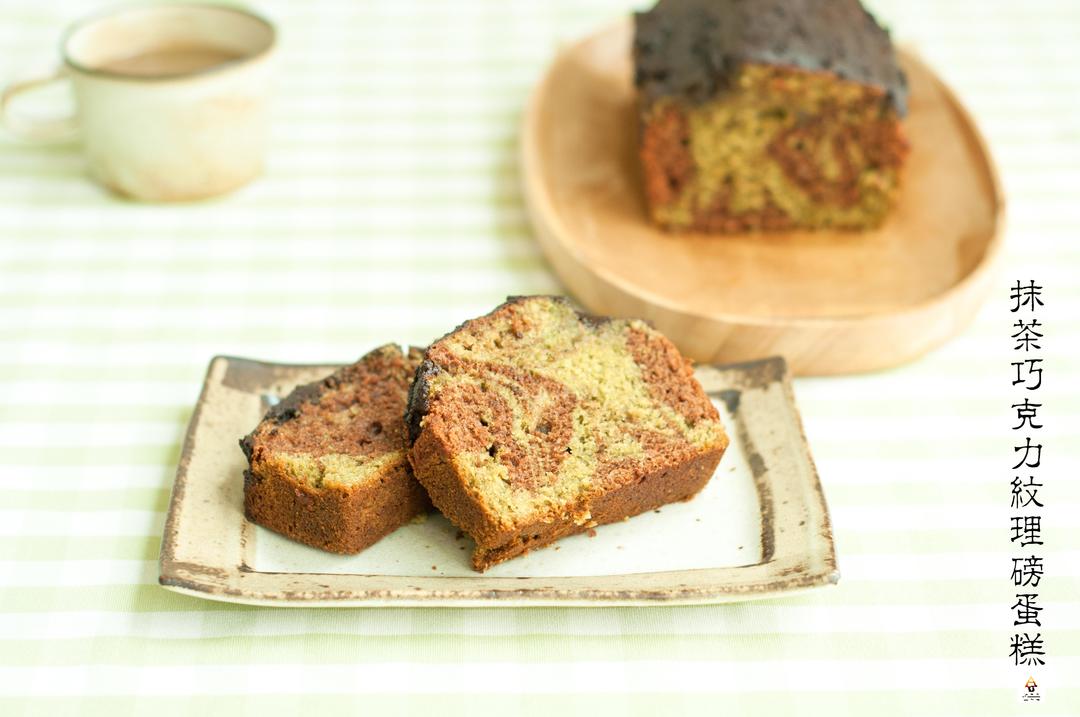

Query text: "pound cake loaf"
[405, 296, 729, 571]
[241, 344, 431, 554]
[634, 0, 910, 232]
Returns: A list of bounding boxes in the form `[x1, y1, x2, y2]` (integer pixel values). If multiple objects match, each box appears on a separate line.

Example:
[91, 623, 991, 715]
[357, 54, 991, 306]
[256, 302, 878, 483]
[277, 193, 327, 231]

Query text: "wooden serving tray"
[521, 20, 1004, 375]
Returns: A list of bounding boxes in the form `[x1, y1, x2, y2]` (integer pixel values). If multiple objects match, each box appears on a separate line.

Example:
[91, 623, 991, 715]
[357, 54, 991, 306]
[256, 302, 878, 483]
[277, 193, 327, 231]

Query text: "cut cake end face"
[633, 0, 910, 232]
[241, 344, 431, 554]
[406, 296, 729, 570]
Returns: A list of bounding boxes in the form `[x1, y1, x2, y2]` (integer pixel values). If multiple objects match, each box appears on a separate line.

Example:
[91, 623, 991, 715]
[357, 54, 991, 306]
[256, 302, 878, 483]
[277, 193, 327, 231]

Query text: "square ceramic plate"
[159, 354, 838, 607]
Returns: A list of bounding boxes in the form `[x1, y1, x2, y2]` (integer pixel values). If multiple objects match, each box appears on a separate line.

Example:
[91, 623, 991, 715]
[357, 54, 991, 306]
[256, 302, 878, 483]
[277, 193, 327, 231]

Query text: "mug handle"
[1, 67, 79, 143]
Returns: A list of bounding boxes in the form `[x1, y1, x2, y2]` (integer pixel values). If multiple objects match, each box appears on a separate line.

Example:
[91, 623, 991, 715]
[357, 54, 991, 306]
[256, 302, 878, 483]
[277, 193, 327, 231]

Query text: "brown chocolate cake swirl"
[405, 296, 729, 571]
[242, 344, 431, 554]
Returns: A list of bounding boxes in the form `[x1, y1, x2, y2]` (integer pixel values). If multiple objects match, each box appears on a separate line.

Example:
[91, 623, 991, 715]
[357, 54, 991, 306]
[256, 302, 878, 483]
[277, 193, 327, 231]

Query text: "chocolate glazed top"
[633, 0, 908, 116]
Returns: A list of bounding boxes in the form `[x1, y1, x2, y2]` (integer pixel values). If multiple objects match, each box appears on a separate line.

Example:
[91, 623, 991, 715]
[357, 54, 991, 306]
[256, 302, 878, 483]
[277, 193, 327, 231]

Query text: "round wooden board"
[521, 19, 1005, 376]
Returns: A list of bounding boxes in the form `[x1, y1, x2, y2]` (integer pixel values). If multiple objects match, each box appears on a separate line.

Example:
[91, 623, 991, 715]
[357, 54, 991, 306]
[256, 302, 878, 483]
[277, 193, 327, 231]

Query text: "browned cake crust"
[410, 429, 722, 569]
[405, 296, 729, 571]
[241, 345, 431, 554]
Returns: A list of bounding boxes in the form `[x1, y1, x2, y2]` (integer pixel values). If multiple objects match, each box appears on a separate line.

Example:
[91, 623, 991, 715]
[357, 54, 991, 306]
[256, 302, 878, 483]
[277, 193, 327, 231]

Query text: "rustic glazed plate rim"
[159, 354, 839, 607]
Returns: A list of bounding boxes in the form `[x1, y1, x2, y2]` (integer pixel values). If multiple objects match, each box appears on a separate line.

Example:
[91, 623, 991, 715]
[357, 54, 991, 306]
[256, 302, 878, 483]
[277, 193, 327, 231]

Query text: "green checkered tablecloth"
[1, 0, 1077, 713]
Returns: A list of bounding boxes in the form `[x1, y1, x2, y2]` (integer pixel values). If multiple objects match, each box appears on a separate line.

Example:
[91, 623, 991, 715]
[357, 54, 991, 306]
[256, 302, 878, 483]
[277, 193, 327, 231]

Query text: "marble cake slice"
[405, 296, 729, 571]
[241, 344, 431, 554]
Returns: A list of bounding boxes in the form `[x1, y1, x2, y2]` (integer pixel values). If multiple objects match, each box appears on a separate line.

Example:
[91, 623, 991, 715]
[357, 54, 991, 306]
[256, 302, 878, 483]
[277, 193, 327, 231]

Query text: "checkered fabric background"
[0, 0, 1077, 713]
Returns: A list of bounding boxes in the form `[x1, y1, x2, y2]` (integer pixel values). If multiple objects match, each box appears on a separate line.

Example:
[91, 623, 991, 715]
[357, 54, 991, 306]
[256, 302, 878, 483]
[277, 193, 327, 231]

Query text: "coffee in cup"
[0, 4, 276, 202]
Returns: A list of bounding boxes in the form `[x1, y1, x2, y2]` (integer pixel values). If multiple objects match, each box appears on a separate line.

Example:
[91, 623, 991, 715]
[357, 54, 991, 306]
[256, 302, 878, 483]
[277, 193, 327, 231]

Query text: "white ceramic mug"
[0, 3, 276, 201]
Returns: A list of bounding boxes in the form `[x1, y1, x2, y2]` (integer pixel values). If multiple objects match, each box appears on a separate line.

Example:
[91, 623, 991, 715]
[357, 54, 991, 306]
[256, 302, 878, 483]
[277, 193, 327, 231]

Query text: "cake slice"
[634, 0, 910, 232]
[405, 296, 729, 571]
[241, 344, 431, 554]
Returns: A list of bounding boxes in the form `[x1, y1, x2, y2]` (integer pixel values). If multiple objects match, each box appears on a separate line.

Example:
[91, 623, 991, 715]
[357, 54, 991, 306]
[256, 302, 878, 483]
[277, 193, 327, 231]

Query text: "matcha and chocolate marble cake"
[634, 0, 910, 232]
[241, 344, 431, 554]
[405, 296, 729, 571]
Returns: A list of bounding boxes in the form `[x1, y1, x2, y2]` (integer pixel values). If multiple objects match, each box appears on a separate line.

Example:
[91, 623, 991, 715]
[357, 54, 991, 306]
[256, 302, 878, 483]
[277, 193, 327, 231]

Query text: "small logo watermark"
[1022, 676, 1041, 703]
